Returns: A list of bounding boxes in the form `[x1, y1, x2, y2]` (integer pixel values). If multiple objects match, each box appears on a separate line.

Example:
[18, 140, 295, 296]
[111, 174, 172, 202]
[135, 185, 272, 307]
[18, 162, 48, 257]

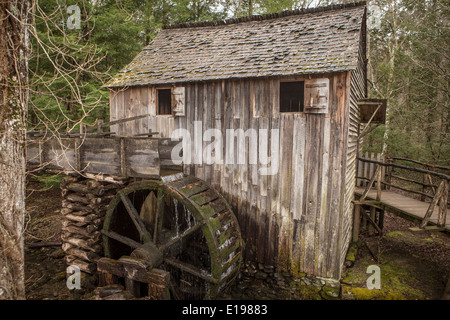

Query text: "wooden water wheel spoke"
[163, 256, 216, 284]
[179, 284, 207, 295]
[159, 221, 205, 252]
[119, 190, 152, 243]
[102, 230, 141, 249]
[153, 188, 165, 244]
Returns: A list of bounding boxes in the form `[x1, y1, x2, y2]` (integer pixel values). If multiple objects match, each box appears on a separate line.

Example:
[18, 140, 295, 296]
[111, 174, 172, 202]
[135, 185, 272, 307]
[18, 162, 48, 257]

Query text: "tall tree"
[0, 0, 32, 300]
[366, 0, 449, 164]
[29, 0, 110, 132]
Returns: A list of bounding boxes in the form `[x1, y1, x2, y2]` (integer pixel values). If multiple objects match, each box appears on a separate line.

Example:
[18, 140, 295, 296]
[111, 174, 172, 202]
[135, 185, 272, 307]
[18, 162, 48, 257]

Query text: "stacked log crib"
[60, 176, 123, 276]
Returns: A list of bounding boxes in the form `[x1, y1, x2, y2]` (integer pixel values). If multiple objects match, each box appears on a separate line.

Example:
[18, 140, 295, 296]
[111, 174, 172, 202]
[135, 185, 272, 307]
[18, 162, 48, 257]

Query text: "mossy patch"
[342, 252, 429, 300]
[33, 174, 63, 190]
[343, 286, 407, 300]
[345, 242, 360, 263]
[289, 280, 322, 300]
[385, 231, 404, 239]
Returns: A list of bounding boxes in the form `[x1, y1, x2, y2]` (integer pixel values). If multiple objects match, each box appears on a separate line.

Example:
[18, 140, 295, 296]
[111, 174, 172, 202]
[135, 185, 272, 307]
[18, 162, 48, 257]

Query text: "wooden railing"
[356, 153, 450, 202]
[354, 153, 450, 239]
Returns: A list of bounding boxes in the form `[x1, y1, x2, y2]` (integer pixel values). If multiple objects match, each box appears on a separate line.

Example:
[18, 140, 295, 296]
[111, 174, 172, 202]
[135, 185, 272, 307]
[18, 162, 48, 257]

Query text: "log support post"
[353, 204, 361, 242]
[96, 257, 170, 300]
[420, 180, 446, 229]
[437, 180, 448, 228]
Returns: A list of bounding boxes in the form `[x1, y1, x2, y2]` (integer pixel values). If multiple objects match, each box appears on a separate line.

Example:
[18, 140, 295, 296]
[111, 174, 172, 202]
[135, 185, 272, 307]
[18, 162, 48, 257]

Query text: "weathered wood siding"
[341, 19, 367, 269]
[109, 72, 353, 279]
[109, 87, 175, 138]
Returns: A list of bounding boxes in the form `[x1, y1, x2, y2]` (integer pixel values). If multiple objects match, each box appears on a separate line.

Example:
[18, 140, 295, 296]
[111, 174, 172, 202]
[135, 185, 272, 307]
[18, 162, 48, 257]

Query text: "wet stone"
[264, 265, 275, 273]
[224, 261, 337, 300]
[94, 284, 125, 298]
[255, 271, 268, 280]
[320, 285, 341, 300]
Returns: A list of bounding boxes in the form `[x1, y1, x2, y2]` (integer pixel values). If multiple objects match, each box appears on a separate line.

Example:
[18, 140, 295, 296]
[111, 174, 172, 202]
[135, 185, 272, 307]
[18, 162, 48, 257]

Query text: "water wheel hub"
[130, 242, 163, 270]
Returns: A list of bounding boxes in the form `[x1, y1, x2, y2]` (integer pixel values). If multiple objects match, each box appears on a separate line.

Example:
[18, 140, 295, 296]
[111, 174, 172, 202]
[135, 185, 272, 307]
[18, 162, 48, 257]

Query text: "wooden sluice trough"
[27, 132, 164, 179]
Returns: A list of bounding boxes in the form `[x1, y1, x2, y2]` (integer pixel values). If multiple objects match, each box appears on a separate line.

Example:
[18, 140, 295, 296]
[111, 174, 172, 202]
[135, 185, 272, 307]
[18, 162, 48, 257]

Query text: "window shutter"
[172, 87, 185, 116]
[304, 78, 329, 114]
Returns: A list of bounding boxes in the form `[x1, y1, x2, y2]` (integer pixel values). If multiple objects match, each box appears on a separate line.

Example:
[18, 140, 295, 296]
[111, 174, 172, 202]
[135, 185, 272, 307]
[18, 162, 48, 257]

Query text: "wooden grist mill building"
[105, 2, 368, 281]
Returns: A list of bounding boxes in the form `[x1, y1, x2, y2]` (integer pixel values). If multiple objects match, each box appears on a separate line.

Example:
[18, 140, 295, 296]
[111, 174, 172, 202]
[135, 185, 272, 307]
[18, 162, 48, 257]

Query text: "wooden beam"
[390, 174, 438, 189]
[391, 157, 450, 171]
[409, 226, 446, 233]
[353, 200, 384, 210]
[359, 123, 380, 140]
[438, 180, 449, 228]
[364, 210, 383, 235]
[101, 230, 141, 249]
[360, 104, 381, 135]
[360, 165, 381, 201]
[163, 257, 217, 284]
[353, 204, 361, 242]
[358, 157, 450, 180]
[83, 114, 151, 133]
[119, 191, 153, 243]
[420, 180, 445, 228]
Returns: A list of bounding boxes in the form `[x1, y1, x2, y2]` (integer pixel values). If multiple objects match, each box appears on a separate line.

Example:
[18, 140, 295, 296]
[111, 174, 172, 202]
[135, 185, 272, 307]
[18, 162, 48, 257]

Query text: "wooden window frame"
[156, 87, 173, 116]
[279, 80, 305, 114]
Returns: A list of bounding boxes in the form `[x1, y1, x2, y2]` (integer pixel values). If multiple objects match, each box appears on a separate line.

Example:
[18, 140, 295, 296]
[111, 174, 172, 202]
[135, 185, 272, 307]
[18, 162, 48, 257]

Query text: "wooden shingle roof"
[106, 2, 366, 87]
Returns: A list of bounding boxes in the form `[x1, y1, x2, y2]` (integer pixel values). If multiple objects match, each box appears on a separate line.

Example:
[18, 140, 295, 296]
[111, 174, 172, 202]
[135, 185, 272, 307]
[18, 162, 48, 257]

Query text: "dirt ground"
[24, 175, 450, 300]
[341, 213, 449, 300]
[25, 175, 73, 300]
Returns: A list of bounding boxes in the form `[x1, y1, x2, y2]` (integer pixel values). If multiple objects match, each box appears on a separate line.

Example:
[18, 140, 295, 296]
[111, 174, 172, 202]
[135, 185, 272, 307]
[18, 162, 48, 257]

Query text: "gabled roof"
[106, 1, 366, 87]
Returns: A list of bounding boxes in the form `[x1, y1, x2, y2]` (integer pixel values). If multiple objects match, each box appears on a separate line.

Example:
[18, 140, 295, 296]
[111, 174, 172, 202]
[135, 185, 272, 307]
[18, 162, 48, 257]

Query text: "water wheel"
[101, 174, 243, 299]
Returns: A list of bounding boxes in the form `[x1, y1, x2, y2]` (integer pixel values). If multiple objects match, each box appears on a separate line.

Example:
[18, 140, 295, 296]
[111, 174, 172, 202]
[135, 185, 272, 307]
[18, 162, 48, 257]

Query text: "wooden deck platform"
[355, 188, 450, 232]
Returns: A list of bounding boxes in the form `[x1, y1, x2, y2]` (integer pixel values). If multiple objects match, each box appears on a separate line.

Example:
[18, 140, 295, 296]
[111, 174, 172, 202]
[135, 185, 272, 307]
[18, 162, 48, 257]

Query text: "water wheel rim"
[102, 176, 243, 299]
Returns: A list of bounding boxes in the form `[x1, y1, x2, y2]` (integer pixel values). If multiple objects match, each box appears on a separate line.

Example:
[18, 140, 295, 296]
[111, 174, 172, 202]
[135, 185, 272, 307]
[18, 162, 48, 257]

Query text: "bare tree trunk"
[0, 0, 31, 300]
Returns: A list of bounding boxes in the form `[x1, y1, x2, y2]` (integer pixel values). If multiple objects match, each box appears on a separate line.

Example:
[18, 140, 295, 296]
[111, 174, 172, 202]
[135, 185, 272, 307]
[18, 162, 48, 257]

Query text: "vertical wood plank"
[278, 114, 294, 270]
[185, 83, 195, 176]
[316, 116, 330, 274]
[123, 88, 133, 135]
[291, 114, 306, 270]
[269, 116, 280, 266]
[149, 87, 157, 133]
[222, 81, 232, 205]
[194, 82, 204, 180]
[140, 86, 149, 134]
[109, 89, 118, 135]
[336, 71, 351, 279]
[301, 113, 323, 275]
[324, 72, 347, 279]
[271, 79, 280, 119]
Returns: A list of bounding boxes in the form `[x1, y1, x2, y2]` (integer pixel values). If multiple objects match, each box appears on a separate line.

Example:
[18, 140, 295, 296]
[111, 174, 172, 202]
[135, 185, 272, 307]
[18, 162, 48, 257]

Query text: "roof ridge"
[162, 1, 366, 30]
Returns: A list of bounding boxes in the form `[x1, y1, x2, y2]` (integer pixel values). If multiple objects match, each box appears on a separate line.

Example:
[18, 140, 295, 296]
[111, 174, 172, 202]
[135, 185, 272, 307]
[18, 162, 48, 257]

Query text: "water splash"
[184, 206, 192, 229]
[161, 172, 184, 183]
[173, 198, 179, 237]
[218, 237, 235, 251]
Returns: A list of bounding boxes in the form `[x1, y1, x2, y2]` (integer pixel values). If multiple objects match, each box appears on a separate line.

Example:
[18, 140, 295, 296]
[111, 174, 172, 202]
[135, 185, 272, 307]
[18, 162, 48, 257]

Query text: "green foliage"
[29, 0, 231, 133]
[29, 0, 111, 131]
[366, 0, 449, 165]
[35, 174, 63, 190]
